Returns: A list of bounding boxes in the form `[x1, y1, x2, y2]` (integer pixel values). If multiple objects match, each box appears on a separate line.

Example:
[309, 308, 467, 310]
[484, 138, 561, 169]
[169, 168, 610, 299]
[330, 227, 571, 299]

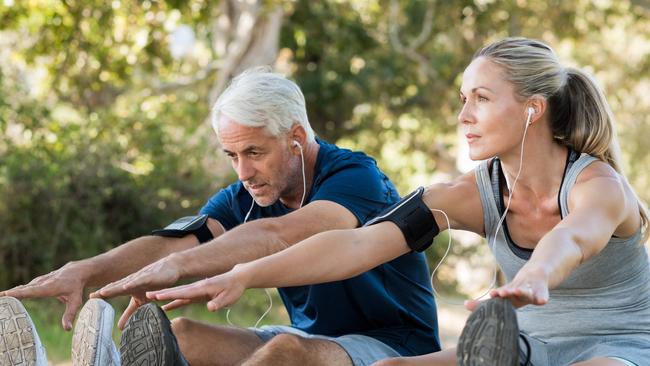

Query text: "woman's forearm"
[237, 222, 410, 289]
[523, 227, 584, 289]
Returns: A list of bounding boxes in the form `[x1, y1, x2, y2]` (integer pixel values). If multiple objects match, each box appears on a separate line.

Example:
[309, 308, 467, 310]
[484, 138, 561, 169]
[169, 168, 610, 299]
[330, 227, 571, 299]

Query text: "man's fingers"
[95, 280, 128, 298]
[118, 297, 143, 330]
[61, 294, 82, 331]
[27, 274, 51, 286]
[3, 284, 54, 299]
[96, 276, 139, 298]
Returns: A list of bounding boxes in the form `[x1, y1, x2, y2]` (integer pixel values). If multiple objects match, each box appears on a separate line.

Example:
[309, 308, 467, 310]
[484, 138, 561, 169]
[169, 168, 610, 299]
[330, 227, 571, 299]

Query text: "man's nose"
[236, 159, 255, 182]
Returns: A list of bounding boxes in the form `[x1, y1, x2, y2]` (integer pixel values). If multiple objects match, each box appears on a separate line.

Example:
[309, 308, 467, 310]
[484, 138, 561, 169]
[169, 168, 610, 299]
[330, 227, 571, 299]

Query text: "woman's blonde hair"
[475, 37, 649, 243]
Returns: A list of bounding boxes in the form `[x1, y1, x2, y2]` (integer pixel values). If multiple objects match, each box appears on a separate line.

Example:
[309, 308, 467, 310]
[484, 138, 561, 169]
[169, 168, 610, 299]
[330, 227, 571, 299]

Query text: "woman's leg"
[571, 357, 636, 366]
[371, 348, 457, 366]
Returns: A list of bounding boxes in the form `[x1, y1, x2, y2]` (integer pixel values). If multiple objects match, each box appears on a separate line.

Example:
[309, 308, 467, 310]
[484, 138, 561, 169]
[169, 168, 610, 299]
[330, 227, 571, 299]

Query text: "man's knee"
[170, 316, 195, 341]
[259, 333, 306, 355]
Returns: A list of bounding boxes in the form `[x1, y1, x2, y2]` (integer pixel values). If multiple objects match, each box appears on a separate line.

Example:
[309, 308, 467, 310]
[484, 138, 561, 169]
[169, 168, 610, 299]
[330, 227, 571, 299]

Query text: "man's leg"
[171, 317, 265, 366]
[240, 333, 352, 366]
[173, 320, 352, 366]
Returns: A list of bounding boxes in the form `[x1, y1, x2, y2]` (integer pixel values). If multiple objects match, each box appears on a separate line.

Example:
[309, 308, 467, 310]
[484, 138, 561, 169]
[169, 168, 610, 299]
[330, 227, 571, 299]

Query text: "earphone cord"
[429, 112, 532, 305]
[227, 144, 306, 327]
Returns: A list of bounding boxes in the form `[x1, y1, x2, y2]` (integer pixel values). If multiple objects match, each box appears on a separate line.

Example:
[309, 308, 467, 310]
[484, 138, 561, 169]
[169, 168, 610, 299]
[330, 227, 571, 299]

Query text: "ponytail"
[476, 37, 649, 243]
[550, 67, 649, 243]
[549, 68, 621, 172]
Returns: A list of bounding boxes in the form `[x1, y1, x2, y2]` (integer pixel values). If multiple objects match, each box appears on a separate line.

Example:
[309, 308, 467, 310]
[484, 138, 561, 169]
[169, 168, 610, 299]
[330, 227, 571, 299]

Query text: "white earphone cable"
[429, 110, 533, 305]
[227, 141, 306, 327]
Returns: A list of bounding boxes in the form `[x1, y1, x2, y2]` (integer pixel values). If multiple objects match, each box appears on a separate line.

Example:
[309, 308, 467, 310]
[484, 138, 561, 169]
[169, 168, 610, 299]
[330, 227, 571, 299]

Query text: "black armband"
[151, 214, 214, 243]
[364, 187, 439, 252]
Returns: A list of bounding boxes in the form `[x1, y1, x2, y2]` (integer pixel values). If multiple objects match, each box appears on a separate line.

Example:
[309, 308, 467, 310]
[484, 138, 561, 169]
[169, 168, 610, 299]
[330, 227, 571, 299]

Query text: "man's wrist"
[67, 260, 99, 286]
[166, 252, 188, 279]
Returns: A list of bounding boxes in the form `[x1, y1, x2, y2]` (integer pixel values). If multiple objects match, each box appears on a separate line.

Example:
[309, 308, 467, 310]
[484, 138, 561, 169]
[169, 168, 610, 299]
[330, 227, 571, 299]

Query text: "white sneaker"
[72, 299, 120, 366]
[0, 296, 48, 366]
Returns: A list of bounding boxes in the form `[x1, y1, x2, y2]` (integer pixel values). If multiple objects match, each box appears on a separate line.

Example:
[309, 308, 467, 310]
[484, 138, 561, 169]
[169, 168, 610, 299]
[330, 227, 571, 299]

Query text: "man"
[1, 68, 439, 366]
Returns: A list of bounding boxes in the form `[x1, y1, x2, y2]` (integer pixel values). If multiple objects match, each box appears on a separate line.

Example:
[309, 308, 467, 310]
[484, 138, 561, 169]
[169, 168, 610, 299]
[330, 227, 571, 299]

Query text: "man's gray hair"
[211, 67, 315, 141]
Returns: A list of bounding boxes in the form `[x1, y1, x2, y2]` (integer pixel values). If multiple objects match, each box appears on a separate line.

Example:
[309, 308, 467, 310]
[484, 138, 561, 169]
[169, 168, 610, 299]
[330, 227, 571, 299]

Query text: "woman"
[147, 38, 650, 366]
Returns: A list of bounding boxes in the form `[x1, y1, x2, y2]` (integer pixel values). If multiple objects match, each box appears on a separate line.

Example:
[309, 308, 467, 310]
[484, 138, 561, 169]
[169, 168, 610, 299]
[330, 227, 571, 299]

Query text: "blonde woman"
[148, 38, 650, 366]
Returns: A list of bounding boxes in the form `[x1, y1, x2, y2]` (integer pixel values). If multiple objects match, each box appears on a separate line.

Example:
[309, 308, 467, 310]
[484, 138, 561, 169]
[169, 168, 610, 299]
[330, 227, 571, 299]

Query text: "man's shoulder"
[316, 139, 380, 175]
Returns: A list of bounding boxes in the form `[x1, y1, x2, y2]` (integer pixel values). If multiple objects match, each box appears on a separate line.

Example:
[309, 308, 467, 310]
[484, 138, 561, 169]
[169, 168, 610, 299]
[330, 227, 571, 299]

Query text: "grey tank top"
[475, 154, 650, 341]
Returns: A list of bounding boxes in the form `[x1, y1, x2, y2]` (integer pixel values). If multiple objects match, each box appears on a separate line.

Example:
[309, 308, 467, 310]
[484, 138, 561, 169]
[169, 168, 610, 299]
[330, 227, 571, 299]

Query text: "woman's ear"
[526, 97, 547, 125]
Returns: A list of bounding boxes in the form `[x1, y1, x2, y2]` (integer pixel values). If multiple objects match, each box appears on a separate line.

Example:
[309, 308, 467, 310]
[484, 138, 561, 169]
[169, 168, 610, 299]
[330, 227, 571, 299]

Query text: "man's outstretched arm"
[0, 218, 224, 330]
[94, 200, 358, 298]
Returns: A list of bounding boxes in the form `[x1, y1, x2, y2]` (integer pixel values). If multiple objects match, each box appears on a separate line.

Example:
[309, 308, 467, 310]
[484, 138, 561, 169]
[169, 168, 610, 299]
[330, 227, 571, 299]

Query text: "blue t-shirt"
[200, 139, 440, 356]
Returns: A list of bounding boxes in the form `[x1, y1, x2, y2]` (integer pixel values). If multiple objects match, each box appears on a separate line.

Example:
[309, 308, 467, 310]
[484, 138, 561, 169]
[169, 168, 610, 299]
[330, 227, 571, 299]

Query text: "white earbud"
[293, 140, 301, 149]
[528, 107, 535, 117]
[526, 107, 535, 125]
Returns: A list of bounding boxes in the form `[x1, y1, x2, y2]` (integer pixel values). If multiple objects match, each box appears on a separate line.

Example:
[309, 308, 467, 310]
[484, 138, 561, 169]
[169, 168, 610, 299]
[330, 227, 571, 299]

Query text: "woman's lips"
[465, 133, 480, 143]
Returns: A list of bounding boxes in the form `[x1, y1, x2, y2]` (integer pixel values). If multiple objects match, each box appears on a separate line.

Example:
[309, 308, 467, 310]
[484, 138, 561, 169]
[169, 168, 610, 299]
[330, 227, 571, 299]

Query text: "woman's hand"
[488, 274, 549, 308]
[465, 267, 549, 311]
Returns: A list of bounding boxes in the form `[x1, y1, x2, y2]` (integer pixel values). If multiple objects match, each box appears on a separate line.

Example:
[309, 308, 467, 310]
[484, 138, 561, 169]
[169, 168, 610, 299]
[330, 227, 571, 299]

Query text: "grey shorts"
[252, 325, 401, 366]
[519, 333, 642, 366]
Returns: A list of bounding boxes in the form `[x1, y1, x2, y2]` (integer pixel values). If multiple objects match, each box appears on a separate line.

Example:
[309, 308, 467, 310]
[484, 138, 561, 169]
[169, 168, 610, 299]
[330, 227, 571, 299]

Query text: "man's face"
[218, 115, 300, 207]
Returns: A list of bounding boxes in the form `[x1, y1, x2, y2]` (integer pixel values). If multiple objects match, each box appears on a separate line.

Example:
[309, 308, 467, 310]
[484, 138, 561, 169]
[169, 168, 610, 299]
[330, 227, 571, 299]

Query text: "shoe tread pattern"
[72, 299, 115, 366]
[120, 304, 173, 366]
[0, 297, 37, 366]
[457, 298, 519, 366]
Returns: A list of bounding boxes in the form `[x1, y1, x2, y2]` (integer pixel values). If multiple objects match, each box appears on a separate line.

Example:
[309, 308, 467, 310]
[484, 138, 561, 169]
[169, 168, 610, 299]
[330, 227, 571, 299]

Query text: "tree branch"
[389, 0, 437, 81]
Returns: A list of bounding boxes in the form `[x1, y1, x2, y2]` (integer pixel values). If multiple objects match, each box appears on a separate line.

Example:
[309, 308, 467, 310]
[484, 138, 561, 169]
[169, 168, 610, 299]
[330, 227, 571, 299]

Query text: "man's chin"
[251, 195, 276, 207]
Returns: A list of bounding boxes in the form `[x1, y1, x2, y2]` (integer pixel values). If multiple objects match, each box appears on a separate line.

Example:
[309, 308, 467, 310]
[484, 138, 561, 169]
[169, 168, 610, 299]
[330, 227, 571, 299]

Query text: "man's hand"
[91, 254, 182, 299]
[89, 255, 183, 328]
[147, 265, 248, 313]
[0, 262, 90, 330]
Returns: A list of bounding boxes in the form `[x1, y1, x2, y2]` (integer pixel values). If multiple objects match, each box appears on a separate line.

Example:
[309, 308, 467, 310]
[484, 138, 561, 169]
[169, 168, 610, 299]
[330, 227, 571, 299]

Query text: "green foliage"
[0, 0, 226, 288]
[0, 2, 649, 360]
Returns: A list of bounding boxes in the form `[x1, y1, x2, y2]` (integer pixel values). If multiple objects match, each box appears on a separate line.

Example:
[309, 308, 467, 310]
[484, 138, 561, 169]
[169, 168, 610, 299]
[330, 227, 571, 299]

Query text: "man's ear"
[288, 124, 307, 153]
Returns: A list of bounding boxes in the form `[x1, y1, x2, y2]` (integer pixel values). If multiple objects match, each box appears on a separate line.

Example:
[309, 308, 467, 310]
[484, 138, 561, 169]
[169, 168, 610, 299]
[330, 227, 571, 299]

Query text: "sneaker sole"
[0, 296, 46, 366]
[120, 303, 175, 366]
[457, 298, 519, 366]
[72, 299, 117, 366]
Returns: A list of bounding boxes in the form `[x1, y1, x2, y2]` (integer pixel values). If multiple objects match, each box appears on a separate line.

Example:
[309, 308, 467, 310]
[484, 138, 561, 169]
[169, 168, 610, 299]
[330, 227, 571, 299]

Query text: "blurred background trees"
[1, 0, 649, 359]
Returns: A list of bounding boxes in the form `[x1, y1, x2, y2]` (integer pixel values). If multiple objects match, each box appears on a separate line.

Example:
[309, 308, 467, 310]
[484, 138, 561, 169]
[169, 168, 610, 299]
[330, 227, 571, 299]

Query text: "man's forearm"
[81, 235, 199, 287]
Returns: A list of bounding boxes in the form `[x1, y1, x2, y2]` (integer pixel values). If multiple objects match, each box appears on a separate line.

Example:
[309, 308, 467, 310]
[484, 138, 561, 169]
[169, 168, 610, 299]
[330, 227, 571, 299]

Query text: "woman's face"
[458, 57, 529, 161]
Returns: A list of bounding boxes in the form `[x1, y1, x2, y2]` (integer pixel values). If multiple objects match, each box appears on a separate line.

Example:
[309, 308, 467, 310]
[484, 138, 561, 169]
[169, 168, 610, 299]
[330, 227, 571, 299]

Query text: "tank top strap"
[558, 153, 599, 217]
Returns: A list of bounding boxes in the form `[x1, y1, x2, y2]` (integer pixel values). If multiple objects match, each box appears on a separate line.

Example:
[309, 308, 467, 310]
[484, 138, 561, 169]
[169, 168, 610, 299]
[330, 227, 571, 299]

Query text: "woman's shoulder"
[574, 157, 620, 185]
